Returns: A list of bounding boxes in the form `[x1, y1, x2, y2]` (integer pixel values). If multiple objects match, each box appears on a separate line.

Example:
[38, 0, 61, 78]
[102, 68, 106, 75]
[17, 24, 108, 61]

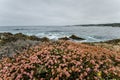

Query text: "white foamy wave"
[78, 36, 101, 42]
[18, 32, 101, 42]
[35, 32, 69, 40]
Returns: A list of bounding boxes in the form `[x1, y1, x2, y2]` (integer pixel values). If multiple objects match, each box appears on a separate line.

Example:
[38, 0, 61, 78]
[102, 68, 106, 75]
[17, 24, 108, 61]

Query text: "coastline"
[0, 32, 120, 58]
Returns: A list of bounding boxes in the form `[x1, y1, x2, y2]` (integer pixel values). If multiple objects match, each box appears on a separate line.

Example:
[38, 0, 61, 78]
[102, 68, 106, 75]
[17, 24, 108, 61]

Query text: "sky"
[0, 0, 120, 26]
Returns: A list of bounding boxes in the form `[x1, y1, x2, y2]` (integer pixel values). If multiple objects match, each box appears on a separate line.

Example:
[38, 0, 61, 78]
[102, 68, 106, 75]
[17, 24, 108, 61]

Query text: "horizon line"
[0, 22, 120, 26]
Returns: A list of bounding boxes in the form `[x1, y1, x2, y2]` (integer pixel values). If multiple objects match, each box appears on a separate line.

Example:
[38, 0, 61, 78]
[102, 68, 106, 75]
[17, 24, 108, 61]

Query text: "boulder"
[69, 35, 85, 40]
[58, 37, 70, 40]
[28, 35, 41, 41]
[40, 37, 50, 42]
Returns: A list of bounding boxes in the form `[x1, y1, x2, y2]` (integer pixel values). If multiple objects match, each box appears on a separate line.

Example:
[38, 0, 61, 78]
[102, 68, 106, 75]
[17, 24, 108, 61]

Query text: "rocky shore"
[0, 33, 86, 58]
[0, 32, 120, 79]
[0, 32, 120, 58]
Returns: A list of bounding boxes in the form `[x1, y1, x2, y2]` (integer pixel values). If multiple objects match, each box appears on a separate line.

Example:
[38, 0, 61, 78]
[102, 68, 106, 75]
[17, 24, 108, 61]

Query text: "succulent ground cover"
[85, 39, 120, 52]
[0, 41, 120, 80]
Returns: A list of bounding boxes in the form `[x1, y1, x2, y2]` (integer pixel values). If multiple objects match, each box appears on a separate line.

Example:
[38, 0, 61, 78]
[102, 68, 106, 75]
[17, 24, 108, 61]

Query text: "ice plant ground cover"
[0, 41, 120, 80]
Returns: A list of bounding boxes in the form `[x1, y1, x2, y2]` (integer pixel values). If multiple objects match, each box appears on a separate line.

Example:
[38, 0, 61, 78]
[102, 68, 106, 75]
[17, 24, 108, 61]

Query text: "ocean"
[0, 25, 120, 42]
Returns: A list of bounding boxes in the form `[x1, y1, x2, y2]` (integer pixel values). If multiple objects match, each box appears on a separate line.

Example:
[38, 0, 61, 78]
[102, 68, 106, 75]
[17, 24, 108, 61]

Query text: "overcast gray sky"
[0, 0, 120, 26]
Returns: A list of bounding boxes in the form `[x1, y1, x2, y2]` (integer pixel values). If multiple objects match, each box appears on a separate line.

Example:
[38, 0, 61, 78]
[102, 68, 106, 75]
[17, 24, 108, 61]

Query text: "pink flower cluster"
[0, 41, 120, 80]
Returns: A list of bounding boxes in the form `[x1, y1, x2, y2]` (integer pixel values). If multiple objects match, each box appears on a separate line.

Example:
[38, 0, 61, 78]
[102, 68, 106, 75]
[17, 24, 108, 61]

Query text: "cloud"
[0, 0, 120, 25]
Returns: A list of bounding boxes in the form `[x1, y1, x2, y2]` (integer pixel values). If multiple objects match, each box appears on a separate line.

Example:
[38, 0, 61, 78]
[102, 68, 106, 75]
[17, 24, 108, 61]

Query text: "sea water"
[0, 25, 120, 42]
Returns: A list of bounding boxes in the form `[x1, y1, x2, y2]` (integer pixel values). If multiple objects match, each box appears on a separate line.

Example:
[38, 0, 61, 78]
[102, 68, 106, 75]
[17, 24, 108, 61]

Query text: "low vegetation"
[0, 41, 119, 80]
[85, 39, 120, 52]
[0, 33, 49, 45]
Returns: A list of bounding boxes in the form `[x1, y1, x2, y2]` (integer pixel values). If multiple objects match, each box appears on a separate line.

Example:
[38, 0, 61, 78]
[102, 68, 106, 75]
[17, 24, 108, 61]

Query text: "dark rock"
[0, 33, 17, 45]
[0, 32, 13, 39]
[69, 35, 85, 40]
[0, 32, 13, 36]
[40, 37, 50, 42]
[58, 37, 70, 40]
[28, 35, 41, 41]
[103, 39, 120, 45]
[0, 33, 42, 45]
[14, 33, 28, 40]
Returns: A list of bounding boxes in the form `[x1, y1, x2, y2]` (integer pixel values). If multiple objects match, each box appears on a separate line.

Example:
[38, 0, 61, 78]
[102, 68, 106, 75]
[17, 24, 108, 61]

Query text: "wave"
[35, 32, 68, 40]
[13, 28, 29, 31]
[47, 30, 63, 32]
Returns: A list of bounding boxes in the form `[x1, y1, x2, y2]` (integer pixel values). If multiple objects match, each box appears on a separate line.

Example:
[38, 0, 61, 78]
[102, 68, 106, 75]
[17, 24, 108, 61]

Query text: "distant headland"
[73, 23, 120, 27]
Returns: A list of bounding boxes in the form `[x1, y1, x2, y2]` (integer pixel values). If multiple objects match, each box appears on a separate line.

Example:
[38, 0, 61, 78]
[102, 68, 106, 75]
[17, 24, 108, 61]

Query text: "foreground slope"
[0, 41, 120, 80]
